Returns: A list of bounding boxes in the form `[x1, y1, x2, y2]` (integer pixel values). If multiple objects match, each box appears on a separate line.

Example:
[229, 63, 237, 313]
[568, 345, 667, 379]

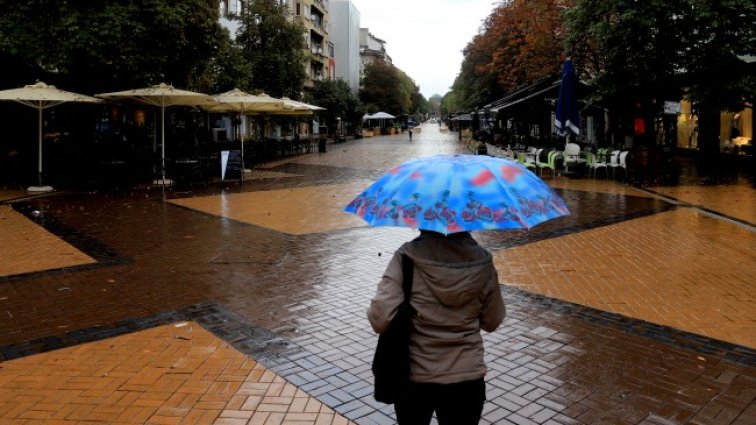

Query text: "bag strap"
[401, 254, 414, 304]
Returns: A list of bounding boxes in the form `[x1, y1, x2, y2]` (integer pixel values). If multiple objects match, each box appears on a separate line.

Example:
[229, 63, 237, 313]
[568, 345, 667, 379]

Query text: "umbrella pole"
[27, 106, 53, 192]
[38, 107, 43, 186]
[161, 106, 166, 184]
[240, 111, 245, 183]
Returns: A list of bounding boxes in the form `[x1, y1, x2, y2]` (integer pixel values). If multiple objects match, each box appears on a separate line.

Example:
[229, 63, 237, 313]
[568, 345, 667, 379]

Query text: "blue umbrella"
[555, 58, 579, 137]
[344, 155, 569, 235]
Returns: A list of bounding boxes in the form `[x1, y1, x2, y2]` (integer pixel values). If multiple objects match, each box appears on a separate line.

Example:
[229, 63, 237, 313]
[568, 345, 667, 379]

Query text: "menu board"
[221, 150, 243, 180]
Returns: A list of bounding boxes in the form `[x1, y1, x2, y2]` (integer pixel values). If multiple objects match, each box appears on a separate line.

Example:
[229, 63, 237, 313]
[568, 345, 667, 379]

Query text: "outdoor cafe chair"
[517, 151, 537, 170]
[608, 150, 622, 177]
[537, 150, 559, 178]
[563, 142, 586, 175]
[586, 150, 608, 178]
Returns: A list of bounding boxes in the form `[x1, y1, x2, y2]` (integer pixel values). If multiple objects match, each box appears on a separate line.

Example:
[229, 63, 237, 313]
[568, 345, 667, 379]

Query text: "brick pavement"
[0, 123, 754, 424]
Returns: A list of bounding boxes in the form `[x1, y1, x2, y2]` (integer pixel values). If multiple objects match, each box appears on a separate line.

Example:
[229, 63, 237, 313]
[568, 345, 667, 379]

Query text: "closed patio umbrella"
[97, 83, 217, 185]
[0, 81, 103, 192]
[555, 58, 580, 138]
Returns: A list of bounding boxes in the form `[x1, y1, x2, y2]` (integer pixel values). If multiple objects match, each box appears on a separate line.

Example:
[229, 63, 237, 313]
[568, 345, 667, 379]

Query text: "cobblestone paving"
[0, 205, 95, 277]
[0, 124, 754, 424]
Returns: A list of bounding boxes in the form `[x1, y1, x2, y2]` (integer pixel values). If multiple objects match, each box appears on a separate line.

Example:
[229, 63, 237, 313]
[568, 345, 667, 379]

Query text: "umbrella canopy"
[208, 89, 285, 114]
[344, 154, 569, 235]
[281, 97, 325, 112]
[0, 81, 103, 190]
[97, 83, 216, 184]
[555, 58, 580, 137]
[207, 89, 288, 178]
[368, 111, 396, 119]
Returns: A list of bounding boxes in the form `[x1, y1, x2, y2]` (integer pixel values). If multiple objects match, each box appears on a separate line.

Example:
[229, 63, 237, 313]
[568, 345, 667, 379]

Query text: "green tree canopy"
[360, 61, 426, 115]
[359, 61, 405, 114]
[0, 0, 226, 93]
[307, 78, 363, 135]
[235, 0, 307, 99]
[564, 0, 755, 151]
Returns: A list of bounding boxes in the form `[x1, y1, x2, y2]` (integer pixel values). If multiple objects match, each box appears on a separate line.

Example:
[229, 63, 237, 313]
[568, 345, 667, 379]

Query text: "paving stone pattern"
[0, 127, 754, 424]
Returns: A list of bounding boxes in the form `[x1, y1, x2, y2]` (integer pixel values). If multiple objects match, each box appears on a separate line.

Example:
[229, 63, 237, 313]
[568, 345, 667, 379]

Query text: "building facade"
[220, 0, 335, 90]
[283, 0, 333, 89]
[328, 0, 361, 94]
[359, 28, 391, 81]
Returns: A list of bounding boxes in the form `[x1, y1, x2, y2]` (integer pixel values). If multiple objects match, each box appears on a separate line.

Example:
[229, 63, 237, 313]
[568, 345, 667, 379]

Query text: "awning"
[490, 80, 560, 114]
[450, 113, 472, 121]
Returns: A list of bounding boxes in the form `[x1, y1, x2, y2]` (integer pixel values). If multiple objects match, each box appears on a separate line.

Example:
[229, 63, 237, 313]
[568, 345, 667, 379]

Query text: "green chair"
[517, 152, 536, 170]
[537, 150, 558, 178]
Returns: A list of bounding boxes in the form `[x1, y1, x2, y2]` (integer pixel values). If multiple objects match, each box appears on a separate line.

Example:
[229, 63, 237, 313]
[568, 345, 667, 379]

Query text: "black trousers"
[394, 378, 486, 425]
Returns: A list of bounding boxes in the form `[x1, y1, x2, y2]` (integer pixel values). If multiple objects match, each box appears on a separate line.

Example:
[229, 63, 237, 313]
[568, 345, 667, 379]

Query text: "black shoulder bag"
[372, 254, 415, 404]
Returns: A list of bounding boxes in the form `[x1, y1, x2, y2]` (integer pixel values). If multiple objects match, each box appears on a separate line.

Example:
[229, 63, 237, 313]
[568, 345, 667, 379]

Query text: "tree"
[308, 78, 363, 136]
[0, 0, 227, 93]
[236, 0, 307, 99]
[564, 0, 688, 147]
[488, 0, 573, 93]
[204, 27, 252, 94]
[359, 61, 405, 114]
[451, 30, 502, 110]
[428, 94, 442, 116]
[680, 0, 756, 164]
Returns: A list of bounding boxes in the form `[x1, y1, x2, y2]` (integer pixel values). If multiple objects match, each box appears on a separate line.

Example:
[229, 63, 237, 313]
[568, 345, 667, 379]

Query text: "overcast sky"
[349, 0, 496, 99]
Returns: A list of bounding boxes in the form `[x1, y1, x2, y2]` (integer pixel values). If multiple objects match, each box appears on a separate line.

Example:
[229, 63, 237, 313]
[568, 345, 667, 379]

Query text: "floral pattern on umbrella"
[344, 155, 569, 235]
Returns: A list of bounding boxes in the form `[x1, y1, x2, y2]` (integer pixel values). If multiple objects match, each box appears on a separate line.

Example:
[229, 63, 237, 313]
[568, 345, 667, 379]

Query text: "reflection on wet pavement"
[0, 123, 754, 424]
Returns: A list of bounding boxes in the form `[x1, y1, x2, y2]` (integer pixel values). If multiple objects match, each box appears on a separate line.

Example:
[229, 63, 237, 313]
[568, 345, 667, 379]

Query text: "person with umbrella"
[345, 154, 569, 424]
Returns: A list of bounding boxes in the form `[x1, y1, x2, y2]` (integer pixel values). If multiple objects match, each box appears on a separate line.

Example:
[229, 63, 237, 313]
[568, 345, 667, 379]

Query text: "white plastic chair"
[588, 149, 608, 178]
[617, 151, 629, 178]
[563, 143, 585, 175]
[608, 150, 621, 177]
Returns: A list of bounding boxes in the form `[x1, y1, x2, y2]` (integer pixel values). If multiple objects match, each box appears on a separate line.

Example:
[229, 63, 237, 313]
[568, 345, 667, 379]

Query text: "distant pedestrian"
[408, 127, 413, 141]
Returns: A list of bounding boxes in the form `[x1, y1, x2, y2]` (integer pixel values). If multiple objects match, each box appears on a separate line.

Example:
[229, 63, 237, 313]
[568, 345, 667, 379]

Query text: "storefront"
[675, 100, 753, 155]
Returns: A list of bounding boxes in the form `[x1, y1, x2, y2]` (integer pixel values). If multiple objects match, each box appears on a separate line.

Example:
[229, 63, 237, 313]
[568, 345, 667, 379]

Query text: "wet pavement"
[0, 124, 754, 424]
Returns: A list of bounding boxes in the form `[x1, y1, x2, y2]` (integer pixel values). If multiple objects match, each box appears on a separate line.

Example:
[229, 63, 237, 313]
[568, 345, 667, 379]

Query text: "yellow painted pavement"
[169, 183, 370, 236]
[492, 208, 756, 348]
[0, 205, 96, 278]
[0, 322, 354, 425]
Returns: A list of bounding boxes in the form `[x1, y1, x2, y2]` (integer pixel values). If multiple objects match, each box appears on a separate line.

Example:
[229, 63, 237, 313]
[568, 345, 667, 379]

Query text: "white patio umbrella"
[366, 111, 396, 129]
[368, 111, 396, 120]
[280, 97, 325, 113]
[0, 81, 103, 192]
[207, 89, 287, 179]
[96, 83, 217, 185]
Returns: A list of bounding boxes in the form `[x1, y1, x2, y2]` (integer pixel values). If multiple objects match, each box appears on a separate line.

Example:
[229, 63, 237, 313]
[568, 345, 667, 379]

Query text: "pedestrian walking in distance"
[408, 127, 413, 141]
[368, 230, 506, 425]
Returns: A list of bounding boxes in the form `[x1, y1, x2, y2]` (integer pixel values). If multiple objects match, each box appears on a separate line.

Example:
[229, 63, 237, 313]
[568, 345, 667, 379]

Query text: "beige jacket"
[367, 232, 505, 384]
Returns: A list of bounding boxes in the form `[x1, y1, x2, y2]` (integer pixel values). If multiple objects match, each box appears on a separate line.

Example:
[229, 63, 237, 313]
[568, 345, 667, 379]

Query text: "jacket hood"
[411, 254, 493, 308]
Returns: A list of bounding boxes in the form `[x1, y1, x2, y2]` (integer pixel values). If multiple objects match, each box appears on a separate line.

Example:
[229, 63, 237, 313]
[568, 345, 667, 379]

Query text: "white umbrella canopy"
[365, 111, 396, 129]
[368, 111, 396, 119]
[280, 97, 325, 112]
[208, 89, 285, 115]
[96, 83, 217, 185]
[242, 97, 324, 116]
[207, 89, 289, 178]
[0, 81, 103, 191]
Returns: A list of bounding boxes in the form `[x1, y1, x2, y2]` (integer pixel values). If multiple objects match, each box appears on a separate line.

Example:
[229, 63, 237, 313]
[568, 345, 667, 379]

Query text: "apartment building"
[282, 0, 333, 89]
[328, 0, 361, 94]
[359, 28, 392, 81]
[219, 0, 335, 90]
